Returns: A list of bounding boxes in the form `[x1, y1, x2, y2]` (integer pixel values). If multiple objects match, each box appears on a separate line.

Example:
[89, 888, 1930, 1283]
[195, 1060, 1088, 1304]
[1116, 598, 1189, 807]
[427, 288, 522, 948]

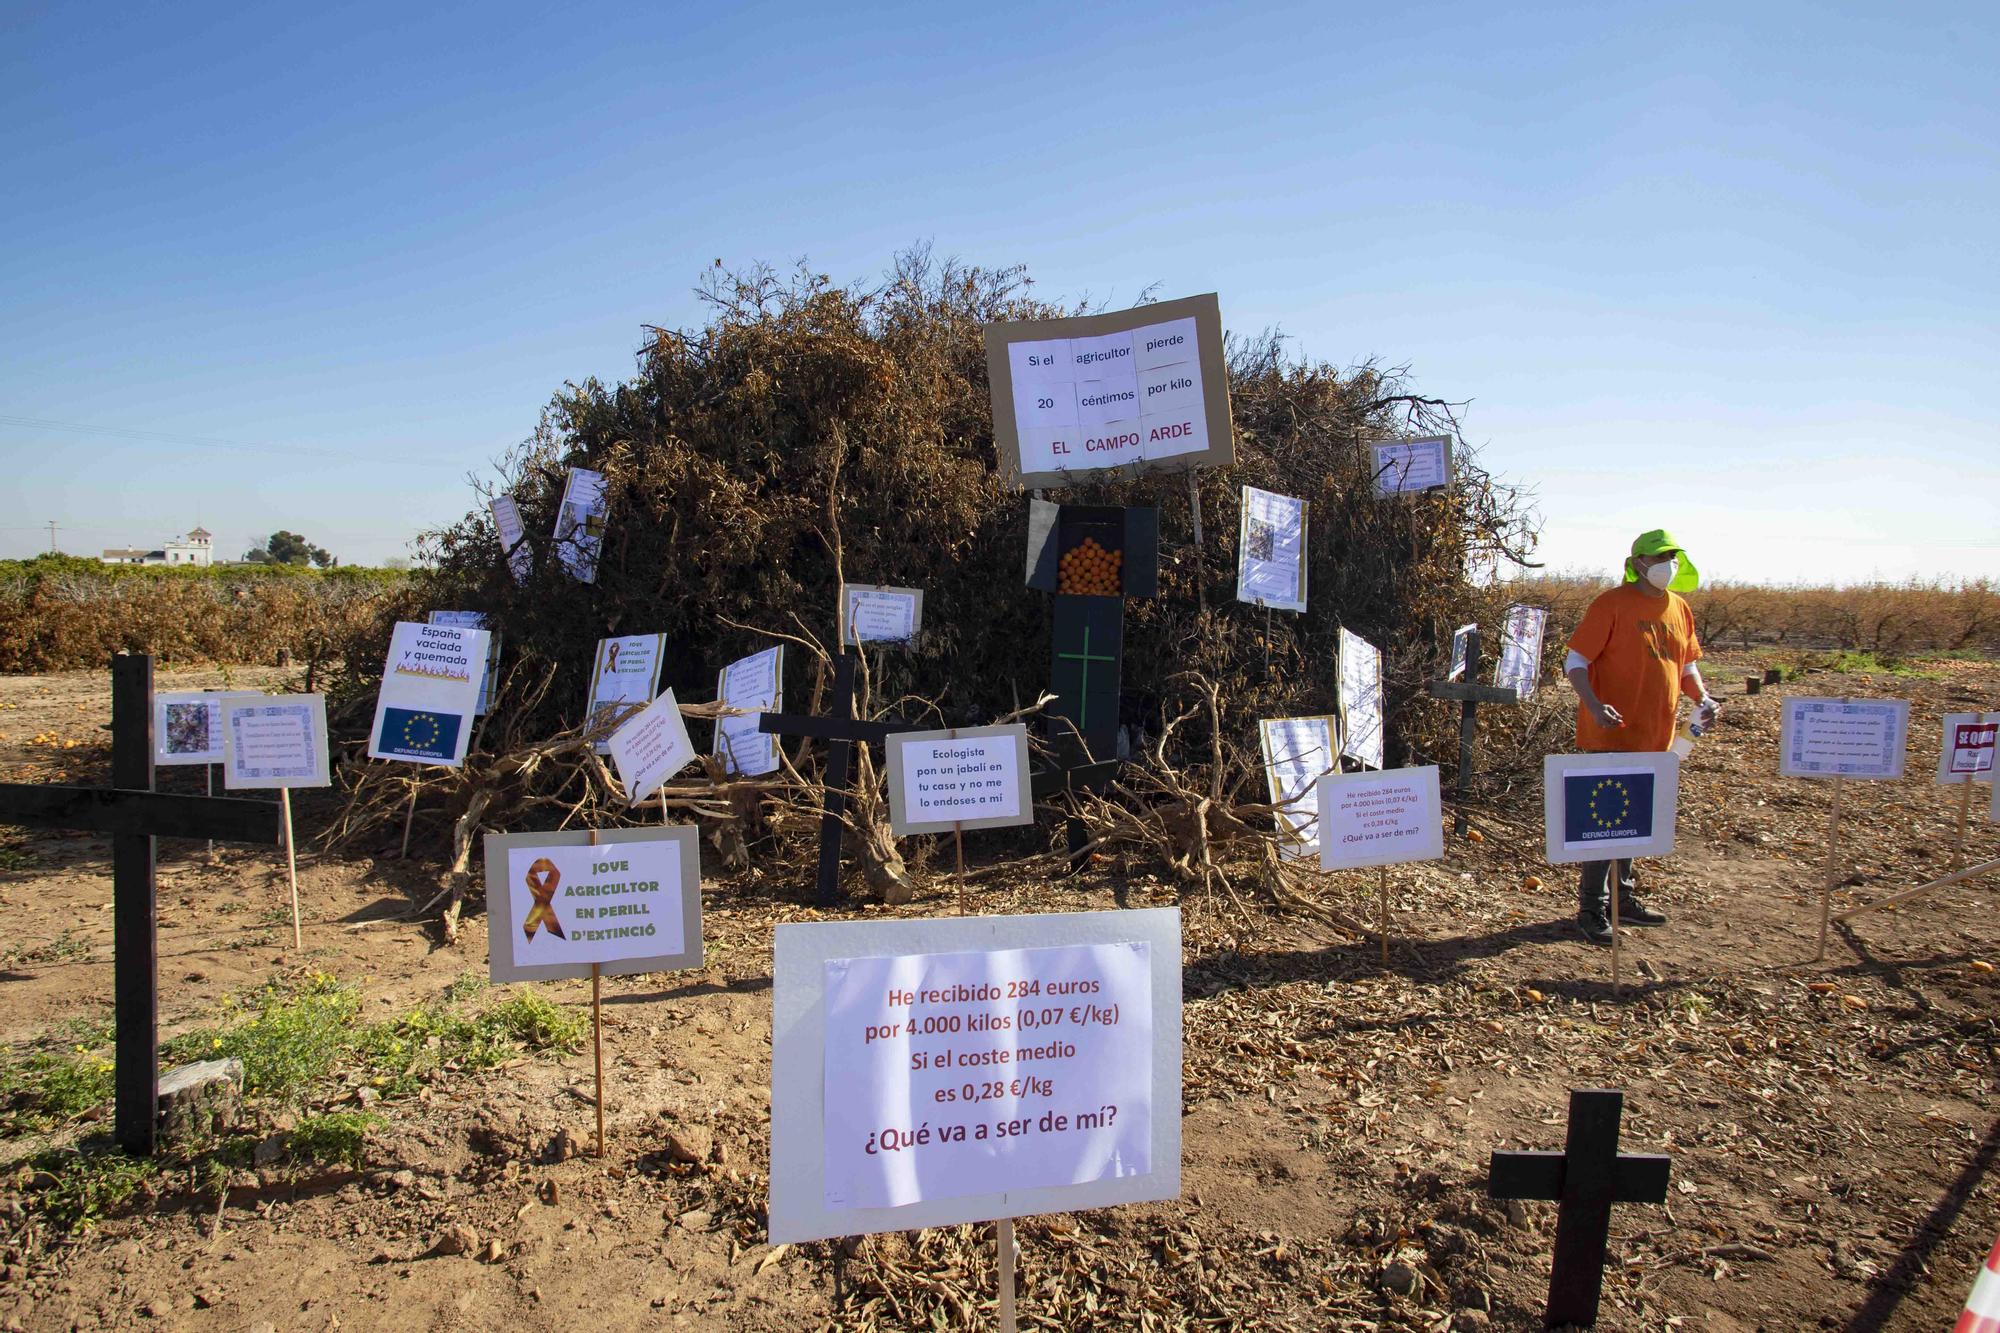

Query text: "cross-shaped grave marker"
[1426, 626, 1520, 836]
[0, 655, 281, 1155]
[1487, 1088, 1671, 1328]
[758, 647, 909, 907]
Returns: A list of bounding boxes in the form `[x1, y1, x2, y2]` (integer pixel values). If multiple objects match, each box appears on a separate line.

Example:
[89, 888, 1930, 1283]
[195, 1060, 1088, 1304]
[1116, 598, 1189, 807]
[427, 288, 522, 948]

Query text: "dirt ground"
[0, 652, 1996, 1332]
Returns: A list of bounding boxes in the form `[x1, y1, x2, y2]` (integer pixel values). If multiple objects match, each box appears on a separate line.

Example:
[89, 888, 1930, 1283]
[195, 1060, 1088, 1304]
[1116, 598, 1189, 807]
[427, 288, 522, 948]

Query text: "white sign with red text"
[1937, 712, 1997, 784]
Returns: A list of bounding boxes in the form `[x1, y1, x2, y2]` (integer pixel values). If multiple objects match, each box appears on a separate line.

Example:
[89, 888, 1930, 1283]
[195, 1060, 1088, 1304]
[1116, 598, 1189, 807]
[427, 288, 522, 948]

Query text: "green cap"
[1623, 529, 1699, 592]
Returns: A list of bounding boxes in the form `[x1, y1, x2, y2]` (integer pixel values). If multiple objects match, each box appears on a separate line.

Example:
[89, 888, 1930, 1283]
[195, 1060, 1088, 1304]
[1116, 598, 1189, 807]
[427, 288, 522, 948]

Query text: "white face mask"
[1643, 558, 1678, 589]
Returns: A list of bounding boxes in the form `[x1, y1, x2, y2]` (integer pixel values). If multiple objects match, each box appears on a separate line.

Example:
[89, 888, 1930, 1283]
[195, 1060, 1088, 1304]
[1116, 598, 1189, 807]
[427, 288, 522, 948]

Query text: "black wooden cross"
[1488, 1088, 1671, 1328]
[1426, 627, 1520, 836]
[757, 647, 909, 907]
[0, 655, 281, 1156]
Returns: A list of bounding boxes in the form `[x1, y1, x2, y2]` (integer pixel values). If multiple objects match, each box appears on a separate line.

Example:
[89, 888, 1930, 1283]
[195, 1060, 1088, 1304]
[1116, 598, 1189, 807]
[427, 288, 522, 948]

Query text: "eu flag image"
[377, 707, 462, 761]
[1562, 771, 1655, 846]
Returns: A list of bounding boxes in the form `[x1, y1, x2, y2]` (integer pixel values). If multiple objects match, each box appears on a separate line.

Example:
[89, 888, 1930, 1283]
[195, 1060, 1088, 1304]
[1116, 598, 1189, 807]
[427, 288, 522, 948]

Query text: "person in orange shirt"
[1563, 530, 1718, 945]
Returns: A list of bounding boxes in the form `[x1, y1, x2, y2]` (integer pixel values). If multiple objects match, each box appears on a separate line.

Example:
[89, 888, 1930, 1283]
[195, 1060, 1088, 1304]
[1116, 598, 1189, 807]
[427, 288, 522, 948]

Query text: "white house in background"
[100, 526, 213, 567]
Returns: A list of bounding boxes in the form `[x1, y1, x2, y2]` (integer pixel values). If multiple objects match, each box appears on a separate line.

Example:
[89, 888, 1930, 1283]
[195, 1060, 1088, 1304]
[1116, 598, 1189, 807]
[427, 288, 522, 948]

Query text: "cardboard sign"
[553, 467, 608, 583]
[1338, 627, 1385, 770]
[1779, 698, 1910, 779]
[769, 909, 1182, 1243]
[714, 646, 784, 777]
[1235, 485, 1307, 613]
[1370, 435, 1453, 495]
[606, 688, 697, 806]
[483, 827, 703, 983]
[1543, 752, 1680, 863]
[1258, 716, 1337, 861]
[840, 584, 924, 650]
[1494, 604, 1547, 699]
[491, 494, 531, 583]
[1318, 766, 1445, 871]
[222, 695, 330, 789]
[586, 633, 666, 750]
[983, 294, 1234, 490]
[1447, 623, 1476, 682]
[368, 621, 489, 767]
[428, 611, 500, 714]
[154, 690, 262, 766]
[1936, 712, 1997, 783]
[884, 725, 1032, 835]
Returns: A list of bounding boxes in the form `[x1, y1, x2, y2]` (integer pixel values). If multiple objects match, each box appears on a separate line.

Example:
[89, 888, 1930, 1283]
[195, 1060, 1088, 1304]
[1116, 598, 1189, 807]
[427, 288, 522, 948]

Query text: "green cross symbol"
[1057, 624, 1116, 731]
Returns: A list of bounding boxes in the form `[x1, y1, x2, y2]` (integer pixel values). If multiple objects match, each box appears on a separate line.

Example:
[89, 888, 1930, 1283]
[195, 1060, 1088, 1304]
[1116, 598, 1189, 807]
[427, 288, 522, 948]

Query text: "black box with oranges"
[1023, 500, 1159, 600]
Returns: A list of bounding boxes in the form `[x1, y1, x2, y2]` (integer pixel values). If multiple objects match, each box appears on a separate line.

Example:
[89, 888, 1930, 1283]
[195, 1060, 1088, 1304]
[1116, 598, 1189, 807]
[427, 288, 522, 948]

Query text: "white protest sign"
[553, 467, 608, 583]
[1338, 627, 1385, 770]
[884, 725, 1032, 835]
[222, 695, 330, 789]
[983, 294, 1234, 489]
[770, 909, 1182, 1243]
[1494, 604, 1547, 699]
[1779, 697, 1910, 779]
[1258, 716, 1337, 861]
[154, 690, 262, 766]
[1319, 766, 1445, 871]
[1235, 486, 1307, 613]
[714, 645, 783, 777]
[606, 688, 697, 806]
[428, 610, 500, 714]
[1447, 623, 1475, 682]
[840, 584, 924, 649]
[484, 828, 703, 983]
[586, 633, 666, 751]
[491, 494, 531, 583]
[1370, 435, 1452, 495]
[367, 621, 489, 767]
[1543, 751, 1680, 864]
[1936, 712, 1996, 784]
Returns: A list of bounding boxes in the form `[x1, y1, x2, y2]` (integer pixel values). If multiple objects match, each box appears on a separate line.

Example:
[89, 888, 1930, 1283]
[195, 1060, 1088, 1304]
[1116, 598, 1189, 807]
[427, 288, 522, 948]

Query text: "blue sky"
[3, 1, 1993, 583]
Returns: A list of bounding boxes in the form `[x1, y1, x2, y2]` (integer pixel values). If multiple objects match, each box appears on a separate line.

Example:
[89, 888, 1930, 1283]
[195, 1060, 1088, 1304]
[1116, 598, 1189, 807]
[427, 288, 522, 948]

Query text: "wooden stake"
[1186, 472, 1206, 615]
[592, 963, 605, 1159]
[399, 786, 418, 858]
[279, 787, 301, 950]
[954, 821, 968, 917]
[1609, 868, 1621, 994]
[205, 763, 216, 864]
[996, 1216, 1017, 1333]
[1814, 773, 1847, 962]
[1951, 776, 1977, 873]
[1378, 865, 1390, 965]
[1835, 854, 2000, 922]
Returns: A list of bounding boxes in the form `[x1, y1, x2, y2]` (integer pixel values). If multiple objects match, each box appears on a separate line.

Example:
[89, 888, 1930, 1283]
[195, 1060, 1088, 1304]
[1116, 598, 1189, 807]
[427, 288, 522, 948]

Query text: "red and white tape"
[1958, 1232, 2000, 1333]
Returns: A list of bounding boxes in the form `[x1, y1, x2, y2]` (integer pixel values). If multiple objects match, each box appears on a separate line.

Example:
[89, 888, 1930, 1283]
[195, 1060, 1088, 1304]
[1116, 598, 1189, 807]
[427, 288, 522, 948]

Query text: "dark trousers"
[1578, 859, 1639, 918]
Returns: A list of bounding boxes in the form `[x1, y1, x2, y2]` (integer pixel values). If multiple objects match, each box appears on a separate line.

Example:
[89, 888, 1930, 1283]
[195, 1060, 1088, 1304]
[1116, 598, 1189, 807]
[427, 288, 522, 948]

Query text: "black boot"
[1618, 894, 1667, 926]
[1576, 911, 1613, 946]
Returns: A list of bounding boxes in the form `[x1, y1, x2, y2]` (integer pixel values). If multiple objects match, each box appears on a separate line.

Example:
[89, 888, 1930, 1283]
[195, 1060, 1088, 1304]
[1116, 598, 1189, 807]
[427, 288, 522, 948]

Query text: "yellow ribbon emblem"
[522, 857, 565, 942]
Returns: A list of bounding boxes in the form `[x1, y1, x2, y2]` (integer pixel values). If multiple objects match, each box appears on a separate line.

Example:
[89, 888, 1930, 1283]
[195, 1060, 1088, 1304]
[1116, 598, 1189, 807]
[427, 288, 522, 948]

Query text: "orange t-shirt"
[1565, 583, 1702, 753]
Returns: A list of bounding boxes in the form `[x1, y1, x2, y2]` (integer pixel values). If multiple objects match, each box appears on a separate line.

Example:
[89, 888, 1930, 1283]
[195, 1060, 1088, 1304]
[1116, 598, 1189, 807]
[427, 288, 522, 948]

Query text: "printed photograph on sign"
[769, 909, 1182, 1244]
[1318, 766, 1445, 871]
[428, 610, 501, 714]
[1935, 712, 1997, 784]
[1493, 605, 1547, 699]
[223, 695, 330, 789]
[367, 621, 489, 767]
[491, 494, 531, 583]
[553, 467, 608, 582]
[1447, 624, 1475, 682]
[983, 294, 1234, 490]
[1338, 627, 1385, 770]
[1779, 697, 1910, 779]
[840, 584, 924, 650]
[606, 688, 697, 806]
[484, 828, 703, 983]
[884, 724, 1032, 836]
[714, 645, 784, 777]
[1370, 435, 1453, 495]
[154, 690, 262, 766]
[1235, 486, 1307, 613]
[586, 633, 667, 752]
[1258, 717, 1337, 861]
[1542, 751, 1680, 864]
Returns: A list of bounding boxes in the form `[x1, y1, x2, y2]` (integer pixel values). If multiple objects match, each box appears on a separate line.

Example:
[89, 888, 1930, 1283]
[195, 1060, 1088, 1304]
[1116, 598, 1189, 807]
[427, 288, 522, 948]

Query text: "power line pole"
[47, 520, 58, 553]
